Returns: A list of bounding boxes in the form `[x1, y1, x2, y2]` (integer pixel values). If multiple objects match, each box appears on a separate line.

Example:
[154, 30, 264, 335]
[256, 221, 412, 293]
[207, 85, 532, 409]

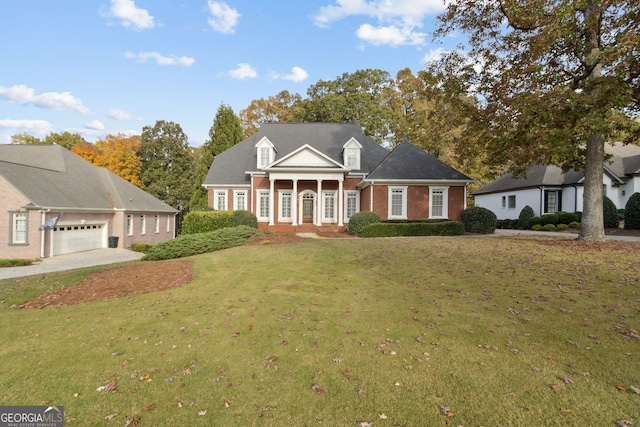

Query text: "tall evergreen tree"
[138, 120, 195, 232]
[190, 104, 244, 210]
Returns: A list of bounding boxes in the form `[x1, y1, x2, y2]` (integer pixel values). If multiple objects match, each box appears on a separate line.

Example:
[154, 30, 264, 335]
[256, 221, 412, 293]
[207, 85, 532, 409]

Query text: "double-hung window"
[388, 186, 407, 219]
[279, 191, 292, 222]
[11, 212, 28, 244]
[126, 215, 133, 236]
[344, 191, 359, 222]
[215, 190, 227, 210]
[256, 138, 275, 169]
[322, 191, 336, 222]
[140, 215, 146, 234]
[234, 190, 247, 211]
[430, 187, 449, 219]
[257, 191, 270, 221]
[154, 215, 160, 233]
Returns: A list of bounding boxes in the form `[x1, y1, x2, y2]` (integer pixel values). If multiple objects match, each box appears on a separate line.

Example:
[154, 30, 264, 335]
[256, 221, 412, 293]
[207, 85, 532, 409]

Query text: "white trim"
[214, 190, 228, 211]
[344, 190, 360, 222]
[388, 186, 408, 219]
[256, 190, 270, 222]
[233, 190, 247, 211]
[322, 190, 337, 223]
[429, 186, 449, 219]
[256, 137, 275, 169]
[278, 190, 293, 223]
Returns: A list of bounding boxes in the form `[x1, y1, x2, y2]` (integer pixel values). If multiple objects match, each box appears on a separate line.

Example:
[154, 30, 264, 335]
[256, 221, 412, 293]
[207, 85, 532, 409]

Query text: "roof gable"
[267, 144, 347, 169]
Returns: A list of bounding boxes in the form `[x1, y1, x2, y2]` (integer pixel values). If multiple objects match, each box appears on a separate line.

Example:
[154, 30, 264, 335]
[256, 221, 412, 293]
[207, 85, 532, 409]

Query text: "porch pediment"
[266, 144, 348, 171]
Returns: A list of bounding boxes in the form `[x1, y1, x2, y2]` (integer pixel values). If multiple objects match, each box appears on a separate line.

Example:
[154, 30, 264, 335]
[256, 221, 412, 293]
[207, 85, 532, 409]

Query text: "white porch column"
[316, 179, 322, 226]
[338, 179, 344, 226]
[269, 178, 275, 226]
[292, 179, 298, 226]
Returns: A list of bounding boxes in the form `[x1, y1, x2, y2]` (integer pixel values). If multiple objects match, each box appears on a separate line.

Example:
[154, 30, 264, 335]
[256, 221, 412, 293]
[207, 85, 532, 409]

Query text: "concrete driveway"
[0, 248, 144, 280]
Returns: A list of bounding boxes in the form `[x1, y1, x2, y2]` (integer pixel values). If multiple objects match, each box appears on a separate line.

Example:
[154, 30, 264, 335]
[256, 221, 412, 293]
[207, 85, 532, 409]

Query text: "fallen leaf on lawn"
[222, 401, 230, 408]
[616, 385, 628, 392]
[198, 410, 207, 416]
[440, 405, 454, 417]
[356, 388, 366, 394]
[357, 422, 373, 427]
[559, 377, 574, 384]
[123, 417, 140, 426]
[311, 384, 325, 394]
[379, 413, 388, 419]
[143, 404, 155, 412]
[560, 408, 573, 413]
[616, 420, 634, 427]
[104, 413, 117, 421]
[629, 385, 640, 395]
[550, 384, 563, 391]
[140, 373, 152, 381]
[96, 380, 116, 392]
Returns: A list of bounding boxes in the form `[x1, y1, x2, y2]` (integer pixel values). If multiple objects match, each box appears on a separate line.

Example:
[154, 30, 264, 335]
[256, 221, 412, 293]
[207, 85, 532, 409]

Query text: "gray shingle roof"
[203, 123, 471, 185]
[474, 142, 640, 195]
[366, 141, 472, 181]
[0, 144, 176, 213]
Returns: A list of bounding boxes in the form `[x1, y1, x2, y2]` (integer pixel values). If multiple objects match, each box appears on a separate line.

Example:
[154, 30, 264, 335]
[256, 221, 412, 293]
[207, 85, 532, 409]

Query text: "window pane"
[259, 193, 269, 218]
[14, 213, 27, 243]
[391, 190, 403, 216]
[324, 193, 335, 219]
[346, 194, 357, 219]
[508, 195, 516, 209]
[281, 193, 291, 219]
[236, 192, 246, 210]
[432, 190, 444, 217]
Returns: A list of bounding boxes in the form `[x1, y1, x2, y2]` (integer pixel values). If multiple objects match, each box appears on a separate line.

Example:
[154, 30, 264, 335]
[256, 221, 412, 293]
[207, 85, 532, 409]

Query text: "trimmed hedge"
[541, 213, 559, 225]
[348, 211, 381, 235]
[181, 210, 257, 235]
[142, 226, 259, 261]
[603, 195, 619, 228]
[518, 205, 535, 229]
[624, 192, 640, 229]
[358, 220, 465, 237]
[558, 212, 579, 225]
[460, 207, 497, 234]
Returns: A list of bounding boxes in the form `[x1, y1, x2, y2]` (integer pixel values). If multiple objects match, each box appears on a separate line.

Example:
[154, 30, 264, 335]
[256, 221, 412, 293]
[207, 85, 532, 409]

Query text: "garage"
[51, 223, 107, 255]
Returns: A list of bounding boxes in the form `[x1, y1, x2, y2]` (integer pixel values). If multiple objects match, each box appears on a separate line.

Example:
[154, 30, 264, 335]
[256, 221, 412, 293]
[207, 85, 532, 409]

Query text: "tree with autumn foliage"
[430, 0, 640, 241]
[190, 104, 244, 210]
[95, 134, 143, 188]
[239, 90, 305, 137]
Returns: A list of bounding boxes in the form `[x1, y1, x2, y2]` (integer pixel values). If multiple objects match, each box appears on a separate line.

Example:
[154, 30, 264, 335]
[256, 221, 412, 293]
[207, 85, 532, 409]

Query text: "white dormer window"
[256, 137, 275, 169]
[343, 138, 362, 170]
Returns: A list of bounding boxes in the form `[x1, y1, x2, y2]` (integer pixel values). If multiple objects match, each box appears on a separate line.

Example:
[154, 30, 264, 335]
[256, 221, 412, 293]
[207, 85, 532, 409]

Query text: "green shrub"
[518, 205, 535, 229]
[541, 213, 559, 225]
[617, 209, 625, 221]
[556, 223, 569, 231]
[558, 212, 579, 225]
[348, 211, 381, 235]
[460, 207, 497, 234]
[568, 221, 580, 229]
[531, 224, 543, 231]
[142, 226, 259, 261]
[358, 221, 465, 237]
[181, 211, 235, 235]
[529, 216, 543, 227]
[497, 219, 519, 229]
[232, 210, 258, 228]
[603, 195, 619, 228]
[0, 259, 33, 268]
[541, 224, 556, 231]
[130, 243, 153, 253]
[624, 192, 640, 229]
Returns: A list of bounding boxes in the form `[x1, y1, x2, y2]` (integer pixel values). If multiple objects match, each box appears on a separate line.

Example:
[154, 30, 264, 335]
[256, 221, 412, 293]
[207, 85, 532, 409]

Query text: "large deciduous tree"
[431, 0, 639, 241]
[190, 104, 244, 210]
[95, 134, 143, 187]
[139, 120, 195, 231]
[239, 90, 305, 137]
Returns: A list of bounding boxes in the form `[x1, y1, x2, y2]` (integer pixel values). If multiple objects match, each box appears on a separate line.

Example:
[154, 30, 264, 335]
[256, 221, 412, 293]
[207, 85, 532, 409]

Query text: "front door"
[303, 199, 314, 223]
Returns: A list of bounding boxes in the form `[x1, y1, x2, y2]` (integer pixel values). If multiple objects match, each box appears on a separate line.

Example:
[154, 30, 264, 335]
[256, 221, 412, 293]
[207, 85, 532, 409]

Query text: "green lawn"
[0, 236, 638, 426]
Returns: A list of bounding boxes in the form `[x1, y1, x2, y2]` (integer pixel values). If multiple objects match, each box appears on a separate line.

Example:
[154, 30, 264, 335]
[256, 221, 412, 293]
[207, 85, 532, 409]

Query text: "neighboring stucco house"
[474, 142, 640, 219]
[202, 123, 473, 231]
[1, 144, 177, 259]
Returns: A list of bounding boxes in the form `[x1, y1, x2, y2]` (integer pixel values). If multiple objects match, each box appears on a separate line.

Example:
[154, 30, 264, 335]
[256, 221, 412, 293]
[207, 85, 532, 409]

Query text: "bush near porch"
[358, 220, 465, 237]
[182, 210, 258, 235]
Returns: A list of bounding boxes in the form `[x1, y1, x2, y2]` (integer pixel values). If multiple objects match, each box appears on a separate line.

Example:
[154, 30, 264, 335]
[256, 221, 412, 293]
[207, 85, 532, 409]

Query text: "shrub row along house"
[0, 144, 176, 259]
[202, 123, 473, 231]
[474, 142, 640, 219]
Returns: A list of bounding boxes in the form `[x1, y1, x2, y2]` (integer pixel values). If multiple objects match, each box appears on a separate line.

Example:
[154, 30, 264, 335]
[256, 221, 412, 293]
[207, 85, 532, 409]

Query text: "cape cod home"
[202, 123, 473, 231]
[473, 142, 640, 219]
[0, 144, 177, 259]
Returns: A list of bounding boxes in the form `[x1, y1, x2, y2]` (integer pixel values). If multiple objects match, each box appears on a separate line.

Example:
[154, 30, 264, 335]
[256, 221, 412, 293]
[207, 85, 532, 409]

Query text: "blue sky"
[0, 0, 454, 146]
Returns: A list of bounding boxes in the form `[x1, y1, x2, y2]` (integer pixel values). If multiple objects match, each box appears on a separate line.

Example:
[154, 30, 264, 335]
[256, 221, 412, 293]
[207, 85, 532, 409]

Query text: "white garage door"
[52, 224, 106, 255]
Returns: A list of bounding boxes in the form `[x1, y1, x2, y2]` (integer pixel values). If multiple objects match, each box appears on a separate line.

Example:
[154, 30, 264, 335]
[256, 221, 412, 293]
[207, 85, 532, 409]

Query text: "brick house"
[202, 123, 472, 231]
[0, 144, 177, 259]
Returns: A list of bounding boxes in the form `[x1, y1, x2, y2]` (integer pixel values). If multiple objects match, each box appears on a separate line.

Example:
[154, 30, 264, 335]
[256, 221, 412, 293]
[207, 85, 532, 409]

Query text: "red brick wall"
[447, 186, 466, 220]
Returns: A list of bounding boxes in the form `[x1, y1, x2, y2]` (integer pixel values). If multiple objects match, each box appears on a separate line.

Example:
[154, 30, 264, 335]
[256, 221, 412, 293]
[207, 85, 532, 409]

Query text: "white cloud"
[207, 1, 240, 34]
[226, 63, 258, 80]
[312, 0, 444, 47]
[0, 119, 53, 135]
[282, 66, 309, 82]
[422, 47, 448, 64]
[0, 84, 90, 114]
[108, 108, 141, 121]
[125, 51, 195, 66]
[85, 120, 105, 131]
[356, 23, 425, 46]
[106, 0, 155, 31]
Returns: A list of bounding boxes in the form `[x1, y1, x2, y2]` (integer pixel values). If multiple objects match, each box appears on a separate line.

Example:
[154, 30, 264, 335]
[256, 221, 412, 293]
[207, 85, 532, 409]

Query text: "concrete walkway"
[0, 248, 144, 280]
